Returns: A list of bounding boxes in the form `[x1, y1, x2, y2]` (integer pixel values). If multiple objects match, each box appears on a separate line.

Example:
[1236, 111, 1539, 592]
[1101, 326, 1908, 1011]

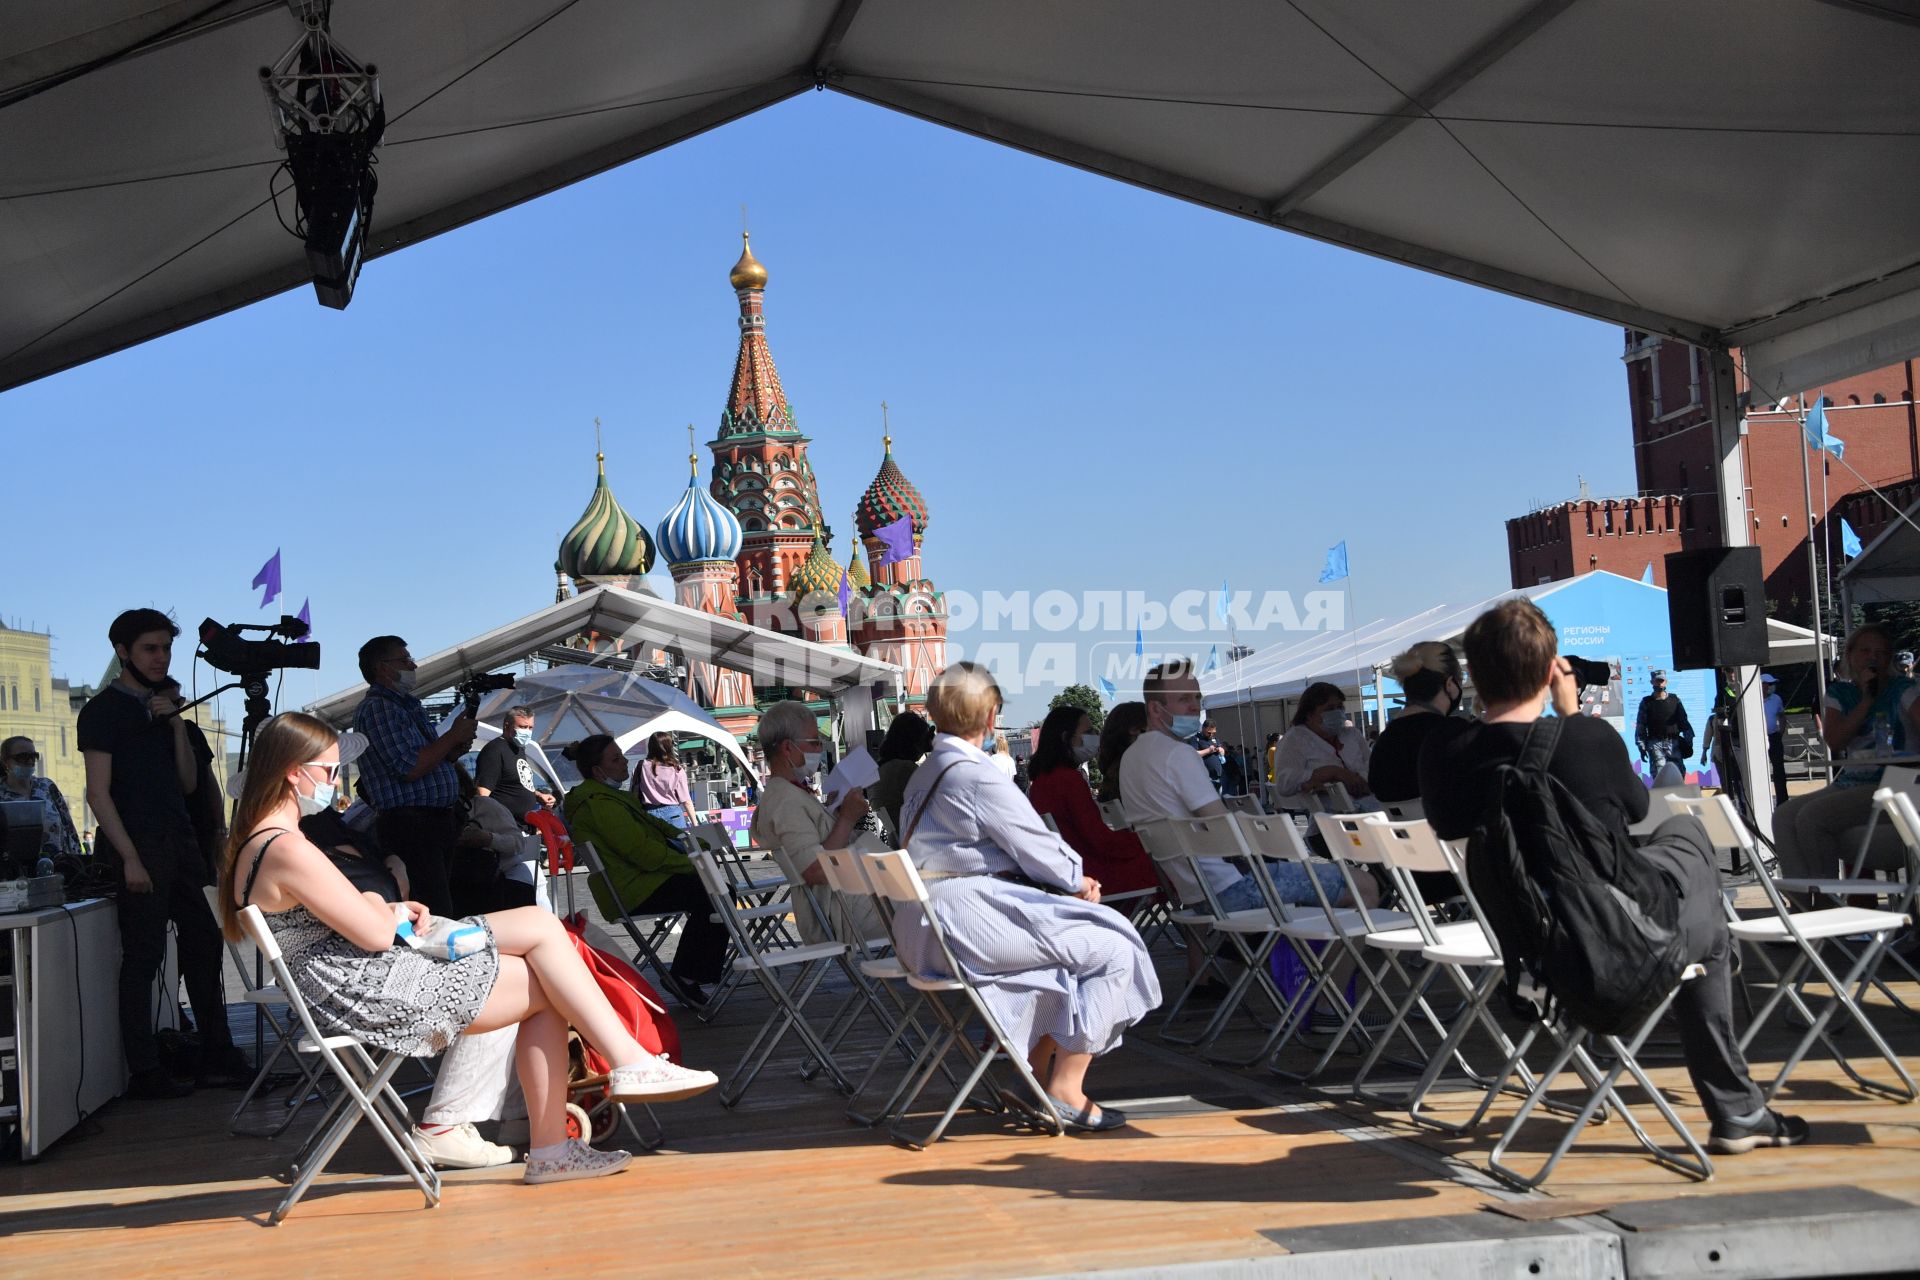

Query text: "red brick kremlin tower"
[706, 233, 828, 631]
[850, 417, 948, 702]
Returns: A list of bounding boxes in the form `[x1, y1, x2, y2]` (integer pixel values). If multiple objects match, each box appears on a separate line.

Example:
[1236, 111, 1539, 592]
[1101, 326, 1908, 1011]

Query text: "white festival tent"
[447, 665, 759, 784]
[4, 3, 1918, 397]
[1837, 495, 1920, 612]
[1201, 572, 1827, 712]
[305, 584, 902, 738]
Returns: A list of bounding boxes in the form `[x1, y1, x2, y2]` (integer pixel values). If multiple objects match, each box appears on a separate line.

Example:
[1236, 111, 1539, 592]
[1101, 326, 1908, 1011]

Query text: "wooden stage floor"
[7, 942, 1920, 1277]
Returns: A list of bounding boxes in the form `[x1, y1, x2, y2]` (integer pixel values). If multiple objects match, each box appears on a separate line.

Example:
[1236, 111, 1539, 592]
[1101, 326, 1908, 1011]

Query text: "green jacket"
[562, 779, 694, 917]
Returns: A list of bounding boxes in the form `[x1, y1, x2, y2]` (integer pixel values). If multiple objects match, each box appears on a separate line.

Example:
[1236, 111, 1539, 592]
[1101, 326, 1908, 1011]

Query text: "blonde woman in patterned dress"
[221, 712, 717, 1185]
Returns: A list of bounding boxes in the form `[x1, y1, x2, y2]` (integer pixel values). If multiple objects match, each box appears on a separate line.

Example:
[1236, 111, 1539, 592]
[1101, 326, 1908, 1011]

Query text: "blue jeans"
[649, 804, 688, 830]
[1216, 860, 1347, 911]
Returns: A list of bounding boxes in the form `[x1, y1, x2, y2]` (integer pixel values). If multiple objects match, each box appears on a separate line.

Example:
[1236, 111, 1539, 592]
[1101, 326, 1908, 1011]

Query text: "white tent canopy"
[451, 667, 758, 781]
[1838, 495, 1920, 609]
[305, 584, 900, 728]
[1202, 574, 1829, 708]
[5, 2, 1918, 394]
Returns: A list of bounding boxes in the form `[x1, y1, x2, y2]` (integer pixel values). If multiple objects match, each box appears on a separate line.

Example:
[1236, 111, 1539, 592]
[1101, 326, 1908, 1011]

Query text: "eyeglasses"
[301, 760, 345, 780]
[8, 753, 37, 764]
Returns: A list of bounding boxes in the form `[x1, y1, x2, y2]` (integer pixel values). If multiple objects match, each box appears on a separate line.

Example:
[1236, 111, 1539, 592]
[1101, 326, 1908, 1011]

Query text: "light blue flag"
[1805, 400, 1846, 460]
[1215, 580, 1231, 623]
[1318, 541, 1349, 584]
[1203, 644, 1219, 674]
[1640, 562, 1654, 585]
[1134, 625, 1145, 657]
[1098, 677, 1116, 701]
[1842, 518, 1863, 559]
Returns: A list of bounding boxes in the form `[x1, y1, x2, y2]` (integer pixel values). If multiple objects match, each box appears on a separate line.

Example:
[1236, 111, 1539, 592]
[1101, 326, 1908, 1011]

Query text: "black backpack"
[1465, 717, 1689, 1036]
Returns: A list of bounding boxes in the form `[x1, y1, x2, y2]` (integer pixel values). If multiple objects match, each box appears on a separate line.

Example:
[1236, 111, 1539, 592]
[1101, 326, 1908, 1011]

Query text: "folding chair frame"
[236, 906, 439, 1225]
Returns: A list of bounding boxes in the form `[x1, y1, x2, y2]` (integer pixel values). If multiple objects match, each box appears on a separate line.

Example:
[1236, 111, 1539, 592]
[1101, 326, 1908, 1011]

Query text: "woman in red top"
[1025, 705, 1159, 900]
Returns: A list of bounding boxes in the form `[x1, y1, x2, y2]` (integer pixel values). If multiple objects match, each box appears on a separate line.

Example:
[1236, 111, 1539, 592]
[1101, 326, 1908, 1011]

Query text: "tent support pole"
[1709, 348, 1776, 837]
[1799, 395, 1832, 768]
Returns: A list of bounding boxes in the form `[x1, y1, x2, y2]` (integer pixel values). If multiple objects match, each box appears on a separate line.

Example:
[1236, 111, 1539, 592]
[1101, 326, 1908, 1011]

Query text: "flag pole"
[1797, 396, 1831, 757]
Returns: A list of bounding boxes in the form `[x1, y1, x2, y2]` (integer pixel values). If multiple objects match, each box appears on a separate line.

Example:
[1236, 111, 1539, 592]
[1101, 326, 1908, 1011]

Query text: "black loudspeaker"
[1664, 547, 1768, 669]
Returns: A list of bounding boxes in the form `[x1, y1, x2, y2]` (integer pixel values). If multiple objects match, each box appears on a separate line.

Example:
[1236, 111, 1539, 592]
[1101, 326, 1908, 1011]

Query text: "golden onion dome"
[729, 232, 768, 290]
[847, 546, 871, 590]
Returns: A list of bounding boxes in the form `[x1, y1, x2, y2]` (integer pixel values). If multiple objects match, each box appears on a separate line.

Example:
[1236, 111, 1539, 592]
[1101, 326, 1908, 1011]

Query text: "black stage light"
[261, 2, 384, 310]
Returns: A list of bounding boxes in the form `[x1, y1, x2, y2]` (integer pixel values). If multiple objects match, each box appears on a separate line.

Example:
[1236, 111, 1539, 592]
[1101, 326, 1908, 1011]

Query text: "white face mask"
[294, 764, 338, 817]
[799, 749, 824, 777]
[1074, 733, 1100, 764]
[391, 666, 418, 695]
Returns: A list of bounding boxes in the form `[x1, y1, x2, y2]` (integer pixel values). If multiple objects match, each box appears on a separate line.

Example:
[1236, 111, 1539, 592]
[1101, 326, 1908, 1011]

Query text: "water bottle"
[1882, 712, 1900, 757]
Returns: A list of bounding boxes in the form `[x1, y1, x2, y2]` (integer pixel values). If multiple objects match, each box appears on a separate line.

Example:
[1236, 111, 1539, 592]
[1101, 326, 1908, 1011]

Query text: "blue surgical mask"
[981, 731, 996, 752]
[7, 763, 31, 784]
[514, 728, 533, 745]
[1320, 709, 1347, 733]
[1170, 713, 1203, 738]
[296, 779, 337, 817]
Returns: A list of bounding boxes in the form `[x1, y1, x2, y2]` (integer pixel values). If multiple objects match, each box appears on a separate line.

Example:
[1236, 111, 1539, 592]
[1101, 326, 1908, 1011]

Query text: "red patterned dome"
[855, 438, 929, 540]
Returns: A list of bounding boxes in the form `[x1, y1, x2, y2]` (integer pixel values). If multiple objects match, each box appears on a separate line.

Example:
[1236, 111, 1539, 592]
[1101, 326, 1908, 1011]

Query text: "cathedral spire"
[720, 232, 791, 436]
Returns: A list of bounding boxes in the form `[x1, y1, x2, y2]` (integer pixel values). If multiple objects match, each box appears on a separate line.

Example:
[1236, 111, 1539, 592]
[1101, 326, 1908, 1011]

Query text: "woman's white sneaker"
[410, 1122, 514, 1169]
[606, 1057, 719, 1104]
[523, 1139, 633, 1185]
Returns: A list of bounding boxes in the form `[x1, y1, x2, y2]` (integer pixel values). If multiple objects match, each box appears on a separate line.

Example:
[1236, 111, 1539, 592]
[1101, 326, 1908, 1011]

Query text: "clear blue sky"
[1, 92, 1635, 730]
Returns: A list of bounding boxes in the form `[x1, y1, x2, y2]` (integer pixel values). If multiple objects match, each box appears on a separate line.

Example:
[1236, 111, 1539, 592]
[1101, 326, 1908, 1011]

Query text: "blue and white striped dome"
[657, 467, 743, 565]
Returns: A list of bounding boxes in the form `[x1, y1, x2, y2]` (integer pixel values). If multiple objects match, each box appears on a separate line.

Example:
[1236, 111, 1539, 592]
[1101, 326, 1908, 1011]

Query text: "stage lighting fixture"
[260, 1, 384, 310]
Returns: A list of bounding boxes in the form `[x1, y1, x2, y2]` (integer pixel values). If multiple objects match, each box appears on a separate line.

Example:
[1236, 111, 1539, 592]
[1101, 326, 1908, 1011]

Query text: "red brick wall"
[1506, 340, 1920, 622]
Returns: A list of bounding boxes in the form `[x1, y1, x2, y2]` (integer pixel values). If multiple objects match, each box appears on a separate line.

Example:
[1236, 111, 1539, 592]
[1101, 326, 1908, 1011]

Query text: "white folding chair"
[236, 906, 439, 1224]
[687, 847, 856, 1106]
[1298, 812, 1441, 1074]
[1133, 817, 1290, 1056]
[1667, 791, 1917, 1103]
[860, 849, 1064, 1148]
[223, 929, 327, 1139]
[1349, 818, 1547, 1132]
[1381, 798, 1425, 822]
[1222, 793, 1266, 816]
[1484, 961, 1715, 1190]
[1627, 785, 1701, 838]
[1097, 798, 1131, 830]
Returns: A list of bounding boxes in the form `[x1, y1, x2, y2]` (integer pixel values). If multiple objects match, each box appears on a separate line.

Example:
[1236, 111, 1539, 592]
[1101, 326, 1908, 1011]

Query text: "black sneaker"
[127, 1068, 194, 1100]
[194, 1047, 254, 1089]
[1709, 1108, 1810, 1154]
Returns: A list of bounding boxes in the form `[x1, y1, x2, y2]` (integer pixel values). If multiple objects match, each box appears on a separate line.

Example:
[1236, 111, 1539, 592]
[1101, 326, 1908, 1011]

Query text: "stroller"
[529, 811, 682, 1149]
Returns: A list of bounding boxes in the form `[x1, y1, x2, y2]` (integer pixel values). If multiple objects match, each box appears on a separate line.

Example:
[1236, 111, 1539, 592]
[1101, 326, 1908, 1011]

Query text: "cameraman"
[350, 635, 475, 916]
[79, 609, 247, 1098]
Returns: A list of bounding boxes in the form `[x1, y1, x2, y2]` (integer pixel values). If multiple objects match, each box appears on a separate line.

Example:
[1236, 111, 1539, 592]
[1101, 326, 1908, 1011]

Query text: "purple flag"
[836, 569, 852, 614]
[295, 597, 313, 642]
[252, 549, 282, 608]
[873, 514, 914, 566]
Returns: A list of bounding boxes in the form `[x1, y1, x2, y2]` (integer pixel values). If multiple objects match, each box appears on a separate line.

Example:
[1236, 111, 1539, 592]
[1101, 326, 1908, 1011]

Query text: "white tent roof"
[456, 667, 758, 779]
[1202, 572, 1827, 707]
[1838, 496, 1920, 606]
[5, 2, 1918, 394]
[305, 584, 900, 727]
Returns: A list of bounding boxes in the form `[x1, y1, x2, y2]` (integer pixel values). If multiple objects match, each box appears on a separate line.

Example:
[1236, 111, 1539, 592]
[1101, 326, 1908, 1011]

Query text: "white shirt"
[989, 752, 1017, 780]
[1118, 729, 1237, 902]
[1271, 723, 1372, 798]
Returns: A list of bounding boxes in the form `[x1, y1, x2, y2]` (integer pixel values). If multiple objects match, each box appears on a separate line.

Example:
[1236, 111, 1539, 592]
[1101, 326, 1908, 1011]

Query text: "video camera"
[198, 616, 320, 676]
[1564, 655, 1612, 689]
[455, 671, 515, 719]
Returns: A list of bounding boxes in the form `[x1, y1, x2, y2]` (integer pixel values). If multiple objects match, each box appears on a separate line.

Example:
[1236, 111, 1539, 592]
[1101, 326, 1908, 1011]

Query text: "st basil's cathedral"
[551, 233, 949, 743]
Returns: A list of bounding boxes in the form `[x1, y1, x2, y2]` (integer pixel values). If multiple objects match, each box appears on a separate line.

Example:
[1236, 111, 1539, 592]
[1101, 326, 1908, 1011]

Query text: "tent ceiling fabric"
[303, 583, 900, 728]
[3, 1, 1919, 393]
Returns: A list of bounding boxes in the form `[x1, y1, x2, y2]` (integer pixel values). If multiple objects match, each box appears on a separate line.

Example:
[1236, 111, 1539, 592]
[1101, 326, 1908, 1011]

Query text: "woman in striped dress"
[897, 663, 1160, 1131]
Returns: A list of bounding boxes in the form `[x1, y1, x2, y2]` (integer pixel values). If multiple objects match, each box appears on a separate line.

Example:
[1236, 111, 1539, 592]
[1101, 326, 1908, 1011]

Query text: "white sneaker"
[523, 1139, 633, 1185]
[410, 1122, 514, 1170]
[605, 1056, 719, 1104]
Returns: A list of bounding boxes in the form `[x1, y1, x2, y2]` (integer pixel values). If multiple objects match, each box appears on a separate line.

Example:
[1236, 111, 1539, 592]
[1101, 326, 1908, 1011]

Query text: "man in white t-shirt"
[1120, 660, 1370, 1021]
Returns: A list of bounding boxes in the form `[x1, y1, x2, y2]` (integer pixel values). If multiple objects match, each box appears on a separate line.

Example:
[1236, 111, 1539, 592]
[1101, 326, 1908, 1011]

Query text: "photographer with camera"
[351, 635, 475, 916]
[79, 609, 248, 1099]
[1634, 669, 1693, 782]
